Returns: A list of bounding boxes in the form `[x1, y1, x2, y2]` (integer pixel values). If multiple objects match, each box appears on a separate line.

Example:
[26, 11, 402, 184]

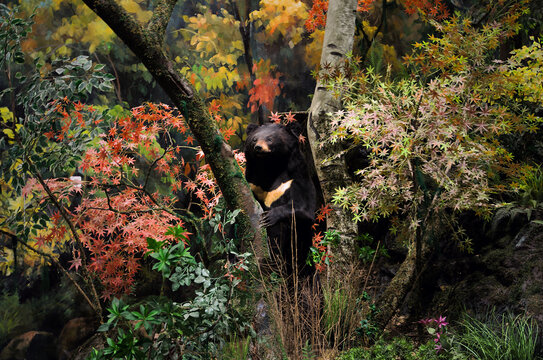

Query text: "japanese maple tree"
[323, 8, 541, 328]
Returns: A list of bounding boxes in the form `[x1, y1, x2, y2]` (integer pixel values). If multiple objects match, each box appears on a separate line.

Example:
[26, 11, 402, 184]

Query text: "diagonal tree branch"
[147, 0, 178, 44]
[82, 0, 192, 98]
[82, 0, 264, 253]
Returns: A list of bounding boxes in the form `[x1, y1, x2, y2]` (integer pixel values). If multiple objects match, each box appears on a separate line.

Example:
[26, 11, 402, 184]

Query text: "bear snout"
[254, 139, 271, 153]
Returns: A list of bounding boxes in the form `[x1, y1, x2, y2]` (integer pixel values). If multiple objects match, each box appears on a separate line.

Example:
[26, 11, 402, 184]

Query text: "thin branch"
[85, 205, 171, 215]
[106, 53, 123, 103]
[362, 240, 381, 293]
[33, 172, 84, 250]
[97, 181, 179, 218]
[31, 170, 103, 316]
[143, 145, 172, 190]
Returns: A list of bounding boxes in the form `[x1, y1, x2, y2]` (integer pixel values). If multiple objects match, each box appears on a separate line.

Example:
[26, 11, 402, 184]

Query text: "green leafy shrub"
[356, 233, 388, 264]
[515, 164, 543, 207]
[221, 334, 251, 360]
[89, 212, 254, 360]
[322, 285, 362, 349]
[336, 337, 449, 360]
[355, 292, 380, 343]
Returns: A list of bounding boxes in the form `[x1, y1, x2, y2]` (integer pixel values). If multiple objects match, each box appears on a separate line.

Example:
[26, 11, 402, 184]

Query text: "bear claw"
[260, 211, 272, 227]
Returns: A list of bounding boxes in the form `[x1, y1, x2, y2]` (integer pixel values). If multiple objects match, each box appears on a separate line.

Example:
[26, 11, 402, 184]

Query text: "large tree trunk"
[82, 0, 264, 253]
[374, 240, 431, 329]
[308, 0, 358, 269]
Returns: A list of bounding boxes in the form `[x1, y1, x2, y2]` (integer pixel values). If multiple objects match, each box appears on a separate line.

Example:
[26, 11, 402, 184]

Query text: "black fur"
[245, 122, 316, 277]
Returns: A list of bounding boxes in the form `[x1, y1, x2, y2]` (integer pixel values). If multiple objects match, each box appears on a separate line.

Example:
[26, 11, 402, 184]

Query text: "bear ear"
[285, 121, 303, 138]
[246, 123, 259, 136]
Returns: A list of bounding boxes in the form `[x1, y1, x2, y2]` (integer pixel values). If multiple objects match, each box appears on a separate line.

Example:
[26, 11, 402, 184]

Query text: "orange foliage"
[403, 0, 450, 20]
[305, 0, 328, 32]
[247, 60, 283, 113]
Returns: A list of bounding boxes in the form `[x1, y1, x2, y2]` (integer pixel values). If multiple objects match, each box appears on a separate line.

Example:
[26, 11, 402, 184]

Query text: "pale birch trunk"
[308, 0, 359, 271]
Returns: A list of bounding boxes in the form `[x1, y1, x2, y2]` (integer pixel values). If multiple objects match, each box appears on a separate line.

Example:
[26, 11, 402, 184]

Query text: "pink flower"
[437, 316, 448, 328]
[419, 318, 433, 325]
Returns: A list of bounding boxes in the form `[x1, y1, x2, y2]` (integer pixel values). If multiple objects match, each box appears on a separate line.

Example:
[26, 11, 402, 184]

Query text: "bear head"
[245, 122, 302, 158]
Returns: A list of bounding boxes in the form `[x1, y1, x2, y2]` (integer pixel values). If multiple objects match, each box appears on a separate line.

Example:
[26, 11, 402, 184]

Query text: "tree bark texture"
[374, 240, 431, 330]
[82, 0, 264, 253]
[308, 0, 358, 268]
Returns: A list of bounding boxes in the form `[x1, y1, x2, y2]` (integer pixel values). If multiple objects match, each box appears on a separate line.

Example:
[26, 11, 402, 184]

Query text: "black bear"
[244, 121, 316, 278]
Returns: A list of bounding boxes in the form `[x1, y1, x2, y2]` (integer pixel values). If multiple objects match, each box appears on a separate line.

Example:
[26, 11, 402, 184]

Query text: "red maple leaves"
[75, 103, 196, 298]
[245, 60, 283, 113]
[248, 74, 283, 113]
[311, 204, 332, 272]
[24, 102, 208, 299]
[305, 0, 449, 33]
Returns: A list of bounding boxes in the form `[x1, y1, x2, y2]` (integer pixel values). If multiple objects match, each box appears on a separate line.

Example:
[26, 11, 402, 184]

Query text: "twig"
[2, 229, 102, 322]
[31, 170, 103, 317]
[362, 239, 380, 294]
[143, 145, 172, 190]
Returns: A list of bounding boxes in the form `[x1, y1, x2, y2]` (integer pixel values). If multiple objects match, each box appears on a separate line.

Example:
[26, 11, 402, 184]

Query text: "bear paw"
[260, 210, 280, 228]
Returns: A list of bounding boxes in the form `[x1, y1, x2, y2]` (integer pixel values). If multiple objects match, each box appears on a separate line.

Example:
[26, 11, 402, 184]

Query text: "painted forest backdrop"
[1, 0, 543, 359]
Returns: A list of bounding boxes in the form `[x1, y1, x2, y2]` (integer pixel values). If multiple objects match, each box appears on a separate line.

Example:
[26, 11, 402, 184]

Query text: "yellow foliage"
[216, 93, 243, 117]
[81, 21, 115, 53]
[362, 20, 378, 38]
[50, 0, 150, 54]
[0, 107, 14, 122]
[304, 28, 325, 69]
[183, 9, 244, 67]
[1, 108, 21, 145]
[0, 247, 14, 276]
[382, 44, 402, 73]
[53, 3, 114, 55]
[505, 40, 543, 105]
[180, 8, 246, 94]
[250, 0, 308, 46]
[214, 93, 247, 133]
[51, 0, 64, 11]
[0, 187, 66, 275]
[180, 66, 202, 93]
[120, 0, 152, 22]
[201, 66, 240, 91]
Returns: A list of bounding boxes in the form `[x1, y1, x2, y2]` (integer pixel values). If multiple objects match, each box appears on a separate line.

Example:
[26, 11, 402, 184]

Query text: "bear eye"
[266, 136, 272, 142]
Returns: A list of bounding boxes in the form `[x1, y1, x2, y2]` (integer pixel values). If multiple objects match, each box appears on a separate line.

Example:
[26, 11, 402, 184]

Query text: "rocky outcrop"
[425, 206, 543, 324]
[57, 317, 98, 360]
[0, 331, 56, 360]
